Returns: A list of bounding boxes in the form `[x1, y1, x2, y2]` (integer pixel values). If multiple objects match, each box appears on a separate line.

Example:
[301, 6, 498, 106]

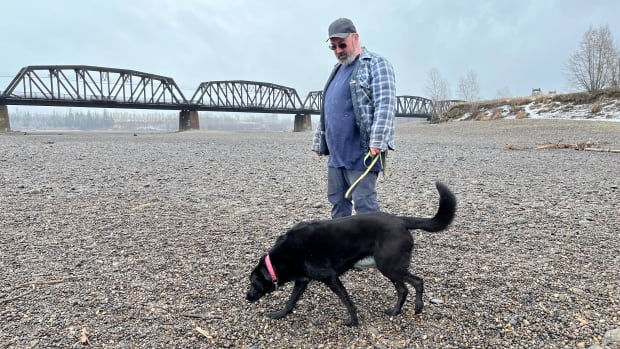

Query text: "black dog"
[246, 182, 456, 326]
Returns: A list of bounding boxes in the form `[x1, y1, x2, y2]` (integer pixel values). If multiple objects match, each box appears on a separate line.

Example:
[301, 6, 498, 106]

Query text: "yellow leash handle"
[344, 151, 381, 199]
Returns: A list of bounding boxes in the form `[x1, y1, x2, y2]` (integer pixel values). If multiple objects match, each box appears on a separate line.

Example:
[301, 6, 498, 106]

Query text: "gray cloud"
[1, 0, 619, 99]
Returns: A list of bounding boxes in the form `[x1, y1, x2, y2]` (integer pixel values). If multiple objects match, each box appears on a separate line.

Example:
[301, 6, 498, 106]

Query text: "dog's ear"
[257, 255, 270, 280]
[249, 257, 270, 284]
[259, 264, 272, 281]
[251, 256, 277, 293]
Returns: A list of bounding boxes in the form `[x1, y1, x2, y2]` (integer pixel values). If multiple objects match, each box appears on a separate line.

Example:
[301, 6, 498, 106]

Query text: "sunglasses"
[328, 42, 348, 50]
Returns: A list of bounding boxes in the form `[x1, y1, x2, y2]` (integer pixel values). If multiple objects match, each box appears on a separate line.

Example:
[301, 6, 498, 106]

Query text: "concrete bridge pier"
[293, 113, 312, 132]
[179, 110, 200, 131]
[0, 105, 10, 132]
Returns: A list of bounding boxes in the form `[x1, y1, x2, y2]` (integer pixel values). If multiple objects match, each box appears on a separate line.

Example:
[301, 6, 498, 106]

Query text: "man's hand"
[370, 147, 381, 156]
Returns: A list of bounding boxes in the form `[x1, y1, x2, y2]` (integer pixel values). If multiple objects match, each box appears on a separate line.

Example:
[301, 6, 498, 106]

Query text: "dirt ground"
[1, 119, 619, 348]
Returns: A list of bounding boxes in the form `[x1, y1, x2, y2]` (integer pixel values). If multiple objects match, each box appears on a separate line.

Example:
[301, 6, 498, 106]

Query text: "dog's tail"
[401, 182, 457, 232]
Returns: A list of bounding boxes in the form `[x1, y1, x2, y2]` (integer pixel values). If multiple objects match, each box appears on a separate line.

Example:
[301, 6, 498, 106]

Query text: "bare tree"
[457, 69, 480, 102]
[425, 68, 451, 101]
[425, 68, 451, 120]
[611, 47, 620, 87]
[566, 25, 617, 92]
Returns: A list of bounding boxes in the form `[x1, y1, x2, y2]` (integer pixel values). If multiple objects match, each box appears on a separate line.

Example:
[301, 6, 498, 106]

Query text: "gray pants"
[327, 167, 379, 218]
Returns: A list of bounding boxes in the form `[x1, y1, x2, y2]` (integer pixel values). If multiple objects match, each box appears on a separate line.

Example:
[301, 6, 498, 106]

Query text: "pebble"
[0, 119, 618, 348]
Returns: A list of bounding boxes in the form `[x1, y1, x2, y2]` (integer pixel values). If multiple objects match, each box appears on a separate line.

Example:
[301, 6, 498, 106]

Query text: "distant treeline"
[12, 109, 117, 130]
[8, 109, 297, 132]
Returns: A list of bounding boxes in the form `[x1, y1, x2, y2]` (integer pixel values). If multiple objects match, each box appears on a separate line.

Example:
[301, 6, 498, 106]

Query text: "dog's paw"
[414, 300, 424, 314]
[266, 309, 290, 319]
[384, 307, 403, 316]
[344, 317, 359, 327]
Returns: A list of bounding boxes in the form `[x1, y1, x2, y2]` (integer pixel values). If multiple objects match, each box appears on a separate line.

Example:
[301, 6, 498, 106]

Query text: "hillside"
[440, 87, 620, 122]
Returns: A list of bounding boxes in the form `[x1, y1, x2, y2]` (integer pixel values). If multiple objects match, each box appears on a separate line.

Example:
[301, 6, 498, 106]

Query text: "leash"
[344, 151, 384, 200]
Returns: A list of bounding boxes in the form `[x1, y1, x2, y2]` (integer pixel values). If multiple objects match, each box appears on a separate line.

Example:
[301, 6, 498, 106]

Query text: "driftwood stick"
[537, 143, 574, 149]
[536, 143, 619, 153]
[14, 277, 77, 290]
[195, 326, 213, 339]
[584, 147, 620, 153]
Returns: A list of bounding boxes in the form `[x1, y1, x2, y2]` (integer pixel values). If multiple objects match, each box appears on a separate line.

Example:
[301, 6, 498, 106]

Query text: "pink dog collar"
[265, 254, 278, 283]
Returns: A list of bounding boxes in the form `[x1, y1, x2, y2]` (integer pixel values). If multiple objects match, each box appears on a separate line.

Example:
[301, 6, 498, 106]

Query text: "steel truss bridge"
[0, 65, 462, 130]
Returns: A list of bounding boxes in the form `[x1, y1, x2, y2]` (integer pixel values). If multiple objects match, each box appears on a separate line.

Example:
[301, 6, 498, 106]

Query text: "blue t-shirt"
[324, 63, 365, 170]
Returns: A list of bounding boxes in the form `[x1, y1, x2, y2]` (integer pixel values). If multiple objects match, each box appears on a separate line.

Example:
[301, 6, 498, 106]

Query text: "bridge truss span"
[396, 95, 433, 118]
[433, 99, 465, 115]
[302, 91, 323, 112]
[300, 92, 435, 119]
[1, 65, 188, 109]
[190, 80, 310, 113]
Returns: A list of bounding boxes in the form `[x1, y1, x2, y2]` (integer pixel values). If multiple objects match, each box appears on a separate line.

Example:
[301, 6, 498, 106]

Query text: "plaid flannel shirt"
[313, 47, 396, 155]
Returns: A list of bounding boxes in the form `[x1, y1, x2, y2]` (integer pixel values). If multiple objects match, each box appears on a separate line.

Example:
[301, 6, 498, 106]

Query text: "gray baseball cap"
[328, 18, 357, 39]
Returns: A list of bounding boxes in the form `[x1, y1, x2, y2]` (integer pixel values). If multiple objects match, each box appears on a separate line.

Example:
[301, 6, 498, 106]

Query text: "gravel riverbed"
[1, 119, 619, 348]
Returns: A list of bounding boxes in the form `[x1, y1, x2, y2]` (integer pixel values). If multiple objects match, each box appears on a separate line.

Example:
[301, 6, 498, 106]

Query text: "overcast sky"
[1, 0, 619, 101]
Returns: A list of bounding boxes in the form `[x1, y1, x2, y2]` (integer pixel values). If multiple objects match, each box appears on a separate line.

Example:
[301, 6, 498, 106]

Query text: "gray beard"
[338, 51, 359, 66]
[339, 55, 356, 66]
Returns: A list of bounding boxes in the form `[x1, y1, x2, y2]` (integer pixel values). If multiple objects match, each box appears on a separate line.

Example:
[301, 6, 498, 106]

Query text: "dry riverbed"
[1, 119, 619, 348]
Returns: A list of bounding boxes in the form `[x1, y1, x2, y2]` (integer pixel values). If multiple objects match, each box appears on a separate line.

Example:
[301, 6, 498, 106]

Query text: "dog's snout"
[246, 288, 263, 303]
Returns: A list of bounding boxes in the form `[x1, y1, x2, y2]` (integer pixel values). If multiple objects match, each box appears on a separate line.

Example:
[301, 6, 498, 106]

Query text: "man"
[312, 17, 396, 219]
